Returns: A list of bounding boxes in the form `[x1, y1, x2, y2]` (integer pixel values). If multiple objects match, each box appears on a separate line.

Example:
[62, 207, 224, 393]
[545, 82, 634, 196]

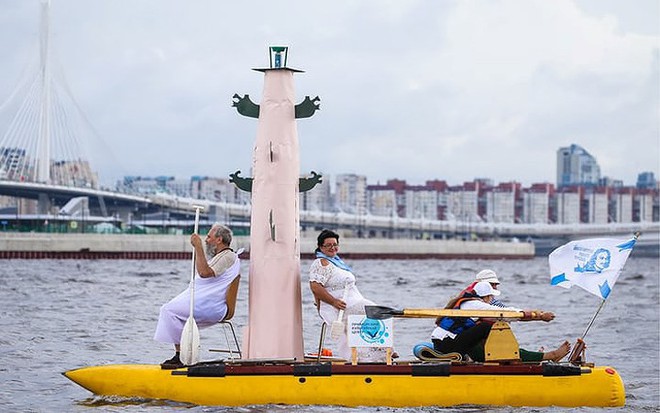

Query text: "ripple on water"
[0, 257, 657, 412]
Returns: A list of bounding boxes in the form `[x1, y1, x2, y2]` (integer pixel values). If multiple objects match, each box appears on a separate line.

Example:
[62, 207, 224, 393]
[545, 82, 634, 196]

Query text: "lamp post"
[15, 198, 20, 231]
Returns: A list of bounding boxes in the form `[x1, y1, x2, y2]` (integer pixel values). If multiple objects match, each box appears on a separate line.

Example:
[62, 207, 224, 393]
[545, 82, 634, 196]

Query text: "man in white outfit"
[155, 223, 240, 369]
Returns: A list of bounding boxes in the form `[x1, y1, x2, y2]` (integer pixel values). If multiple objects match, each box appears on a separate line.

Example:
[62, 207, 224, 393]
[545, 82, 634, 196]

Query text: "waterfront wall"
[0, 233, 534, 259]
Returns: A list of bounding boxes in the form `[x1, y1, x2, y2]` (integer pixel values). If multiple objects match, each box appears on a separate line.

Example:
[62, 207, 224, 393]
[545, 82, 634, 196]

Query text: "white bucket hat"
[473, 281, 501, 297]
[475, 269, 500, 284]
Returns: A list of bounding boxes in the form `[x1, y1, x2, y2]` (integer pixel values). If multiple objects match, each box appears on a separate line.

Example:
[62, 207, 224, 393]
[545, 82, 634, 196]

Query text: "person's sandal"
[160, 354, 184, 370]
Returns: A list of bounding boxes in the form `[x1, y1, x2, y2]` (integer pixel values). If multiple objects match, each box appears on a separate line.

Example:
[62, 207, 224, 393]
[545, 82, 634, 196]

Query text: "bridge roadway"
[1, 180, 658, 247]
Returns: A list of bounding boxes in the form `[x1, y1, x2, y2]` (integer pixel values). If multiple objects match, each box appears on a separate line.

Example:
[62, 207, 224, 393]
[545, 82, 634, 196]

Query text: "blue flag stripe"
[599, 280, 611, 299]
[550, 273, 568, 285]
[616, 239, 636, 251]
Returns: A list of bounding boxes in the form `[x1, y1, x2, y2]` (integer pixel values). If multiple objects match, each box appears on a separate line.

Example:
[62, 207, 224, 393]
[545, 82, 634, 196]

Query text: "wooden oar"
[180, 205, 204, 366]
[365, 305, 523, 320]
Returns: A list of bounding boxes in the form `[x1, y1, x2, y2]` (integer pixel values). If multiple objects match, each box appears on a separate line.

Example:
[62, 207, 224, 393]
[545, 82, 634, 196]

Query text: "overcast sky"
[0, 0, 658, 188]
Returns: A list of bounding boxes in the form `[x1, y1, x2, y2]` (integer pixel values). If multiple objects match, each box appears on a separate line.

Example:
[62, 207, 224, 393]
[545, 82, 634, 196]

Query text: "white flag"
[549, 237, 636, 299]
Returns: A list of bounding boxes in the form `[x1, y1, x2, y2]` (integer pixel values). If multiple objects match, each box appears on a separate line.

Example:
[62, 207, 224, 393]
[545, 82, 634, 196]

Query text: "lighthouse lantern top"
[253, 46, 303, 73]
[269, 46, 288, 68]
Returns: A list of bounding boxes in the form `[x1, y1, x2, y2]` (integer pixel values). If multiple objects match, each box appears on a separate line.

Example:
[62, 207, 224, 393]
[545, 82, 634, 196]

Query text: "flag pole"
[580, 299, 606, 340]
[569, 299, 607, 363]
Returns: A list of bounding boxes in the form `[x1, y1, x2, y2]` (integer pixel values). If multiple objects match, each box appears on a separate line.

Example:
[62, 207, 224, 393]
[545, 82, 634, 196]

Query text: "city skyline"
[0, 1, 658, 188]
[119, 166, 657, 225]
[118, 141, 656, 191]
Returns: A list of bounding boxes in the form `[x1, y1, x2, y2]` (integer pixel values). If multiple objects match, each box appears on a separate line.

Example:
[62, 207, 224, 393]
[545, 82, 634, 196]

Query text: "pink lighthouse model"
[230, 47, 321, 360]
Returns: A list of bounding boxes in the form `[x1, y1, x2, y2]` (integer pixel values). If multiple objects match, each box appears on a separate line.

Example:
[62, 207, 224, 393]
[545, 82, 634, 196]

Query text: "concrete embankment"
[0, 233, 534, 259]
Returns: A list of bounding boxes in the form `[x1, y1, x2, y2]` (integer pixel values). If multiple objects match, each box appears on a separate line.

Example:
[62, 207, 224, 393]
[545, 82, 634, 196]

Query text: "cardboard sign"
[347, 315, 393, 348]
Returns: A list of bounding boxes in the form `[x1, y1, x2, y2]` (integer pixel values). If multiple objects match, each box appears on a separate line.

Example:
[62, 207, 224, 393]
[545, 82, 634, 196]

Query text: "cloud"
[0, 0, 657, 188]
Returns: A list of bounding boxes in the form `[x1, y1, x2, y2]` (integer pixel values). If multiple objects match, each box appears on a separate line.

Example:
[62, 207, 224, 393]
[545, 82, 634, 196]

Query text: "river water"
[0, 256, 657, 413]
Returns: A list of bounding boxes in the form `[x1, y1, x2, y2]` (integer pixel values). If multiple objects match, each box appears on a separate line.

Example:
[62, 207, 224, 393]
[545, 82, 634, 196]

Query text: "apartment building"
[557, 144, 601, 188]
[584, 187, 609, 224]
[335, 174, 367, 215]
[556, 187, 582, 224]
[300, 173, 331, 212]
[366, 184, 397, 217]
[522, 183, 553, 224]
[447, 182, 480, 222]
[612, 188, 634, 223]
[485, 182, 520, 224]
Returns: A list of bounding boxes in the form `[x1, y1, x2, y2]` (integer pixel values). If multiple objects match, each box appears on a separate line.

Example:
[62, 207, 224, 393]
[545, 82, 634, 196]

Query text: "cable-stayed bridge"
[0, 179, 656, 240]
[0, 1, 104, 188]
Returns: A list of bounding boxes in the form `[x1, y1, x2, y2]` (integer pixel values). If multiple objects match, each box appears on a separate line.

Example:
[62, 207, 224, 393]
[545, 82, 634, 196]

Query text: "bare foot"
[544, 340, 571, 362]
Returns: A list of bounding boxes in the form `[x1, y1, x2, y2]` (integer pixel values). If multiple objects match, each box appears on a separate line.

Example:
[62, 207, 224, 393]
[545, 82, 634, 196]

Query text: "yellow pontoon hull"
[64, 363, 625, 407]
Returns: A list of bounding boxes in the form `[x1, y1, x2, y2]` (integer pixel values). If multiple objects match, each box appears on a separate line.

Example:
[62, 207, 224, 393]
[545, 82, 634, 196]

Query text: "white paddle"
[330, 282, 351, 339]
[180, 205, 204, 366]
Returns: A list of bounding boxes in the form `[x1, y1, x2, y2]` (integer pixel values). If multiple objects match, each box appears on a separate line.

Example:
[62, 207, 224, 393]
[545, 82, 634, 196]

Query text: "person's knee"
[159, 303, 177, 317]
[476, 322, 492, 335]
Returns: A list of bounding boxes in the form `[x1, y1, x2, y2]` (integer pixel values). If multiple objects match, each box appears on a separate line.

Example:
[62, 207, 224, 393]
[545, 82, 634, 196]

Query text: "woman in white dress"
[309, 229, 387, 362]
